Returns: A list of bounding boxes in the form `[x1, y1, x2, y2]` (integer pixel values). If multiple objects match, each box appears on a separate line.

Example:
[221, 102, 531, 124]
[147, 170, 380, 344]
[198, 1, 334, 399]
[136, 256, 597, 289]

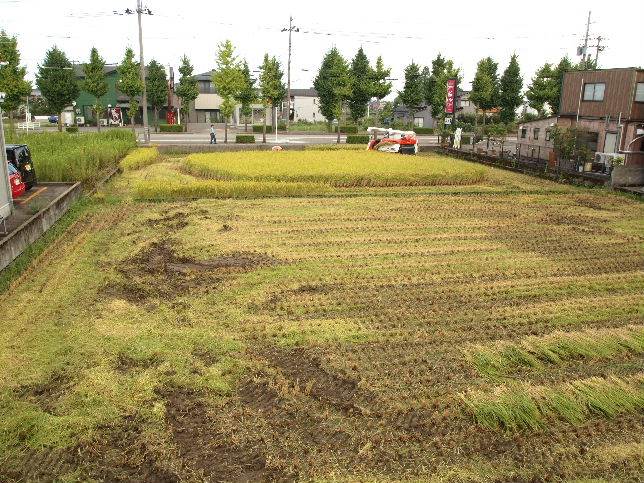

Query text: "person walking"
[210, 124, 217, 144]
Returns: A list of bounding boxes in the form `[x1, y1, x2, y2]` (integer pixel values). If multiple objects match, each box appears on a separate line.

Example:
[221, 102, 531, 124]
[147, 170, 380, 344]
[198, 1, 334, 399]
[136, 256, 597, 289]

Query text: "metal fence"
[448, 142, 611, 183]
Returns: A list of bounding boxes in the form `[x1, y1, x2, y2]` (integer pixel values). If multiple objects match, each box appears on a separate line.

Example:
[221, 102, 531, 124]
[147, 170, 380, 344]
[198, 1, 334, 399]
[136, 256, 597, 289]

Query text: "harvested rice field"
[1, 150, 643, 482]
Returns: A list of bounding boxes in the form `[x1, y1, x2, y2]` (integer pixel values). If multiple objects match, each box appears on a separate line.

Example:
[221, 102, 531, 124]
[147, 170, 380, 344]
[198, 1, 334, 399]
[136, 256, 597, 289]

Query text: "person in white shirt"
[210, 124, 217, 144]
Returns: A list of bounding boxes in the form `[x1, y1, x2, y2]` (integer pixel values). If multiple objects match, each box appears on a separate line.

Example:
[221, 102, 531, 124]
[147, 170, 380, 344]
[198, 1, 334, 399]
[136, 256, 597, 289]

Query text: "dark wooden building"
[558, 68, 644, 166]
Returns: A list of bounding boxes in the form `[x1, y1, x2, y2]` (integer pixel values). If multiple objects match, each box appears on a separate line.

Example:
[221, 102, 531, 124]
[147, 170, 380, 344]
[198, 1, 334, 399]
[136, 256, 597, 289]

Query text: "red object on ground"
[8, 163, 26, 198]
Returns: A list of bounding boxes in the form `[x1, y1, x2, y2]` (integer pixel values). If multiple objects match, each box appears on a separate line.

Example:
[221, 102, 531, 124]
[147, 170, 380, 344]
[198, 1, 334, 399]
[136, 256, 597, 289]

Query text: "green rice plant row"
[460, 374, 644, 431]
[181, 151, 487, 188]
[468, 325, 644, 378]
[5, 130, 136, 186]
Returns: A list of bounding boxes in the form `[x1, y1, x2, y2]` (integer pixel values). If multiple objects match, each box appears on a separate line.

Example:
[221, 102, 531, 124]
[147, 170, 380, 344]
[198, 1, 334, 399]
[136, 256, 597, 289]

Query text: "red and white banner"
[445, 78, 457, 114]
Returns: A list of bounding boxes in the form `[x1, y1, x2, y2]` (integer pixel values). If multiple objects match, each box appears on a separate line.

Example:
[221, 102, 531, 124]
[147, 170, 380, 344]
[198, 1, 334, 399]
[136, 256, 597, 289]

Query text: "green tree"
[212, 40, 245, 143]
[423, 53, 447, 118]
[234, 60, 258, 133]
[117, 47, 142, 131]
[146, 59, 167, 133]
[36, 46, 79, 132]
[348, 47, 372, 124]
[398, 61, 424, 128]
[470, 57, 500, 125]
[499, 54, 523, 123]
[175, 55, 199, 132]
[314, 47, 351, 143]
[551, 56, 575, 114]
[82, 47, 108, 131]
[525, 63, 556, 116]
[371, 56, 391, 101]
[0, 30, 31, 132]
[378, 100, 394, 126]
[258, 54, 286, 143]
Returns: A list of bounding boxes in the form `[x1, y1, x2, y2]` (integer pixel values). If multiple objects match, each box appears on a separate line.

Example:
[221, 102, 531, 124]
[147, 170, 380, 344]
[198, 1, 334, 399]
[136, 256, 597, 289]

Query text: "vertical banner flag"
[445, 78, 457, 114]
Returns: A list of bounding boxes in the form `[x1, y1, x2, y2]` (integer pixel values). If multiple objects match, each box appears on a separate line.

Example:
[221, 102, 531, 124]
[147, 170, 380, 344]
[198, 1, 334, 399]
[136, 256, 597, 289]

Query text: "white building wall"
[293, 96, 325, 122]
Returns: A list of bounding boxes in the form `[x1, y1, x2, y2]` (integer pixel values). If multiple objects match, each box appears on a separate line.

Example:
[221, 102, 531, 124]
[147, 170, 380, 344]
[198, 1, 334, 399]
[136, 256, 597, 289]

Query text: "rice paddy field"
[1, 149, 643, 482]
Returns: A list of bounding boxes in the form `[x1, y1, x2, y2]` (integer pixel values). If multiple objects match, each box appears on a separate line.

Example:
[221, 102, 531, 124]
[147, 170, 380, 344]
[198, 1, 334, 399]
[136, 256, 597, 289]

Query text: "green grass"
[6, 130, 135, 187]
[461, 374, 644, 431]
[469, 325, 644, 378]
[0, 198, 94, 294]
[182, 151, 487, 188]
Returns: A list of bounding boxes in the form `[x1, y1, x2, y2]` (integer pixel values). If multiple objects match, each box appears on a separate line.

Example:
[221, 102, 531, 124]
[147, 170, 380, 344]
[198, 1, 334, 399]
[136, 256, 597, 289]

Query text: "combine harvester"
[366, 127, 419, 155]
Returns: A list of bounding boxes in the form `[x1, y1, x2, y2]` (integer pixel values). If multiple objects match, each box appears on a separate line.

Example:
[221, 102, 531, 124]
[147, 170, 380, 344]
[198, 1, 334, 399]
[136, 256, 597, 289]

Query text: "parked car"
[5, 144, 37, 189]
[7, 163, 26, 199]
[48, 115, 58, 124]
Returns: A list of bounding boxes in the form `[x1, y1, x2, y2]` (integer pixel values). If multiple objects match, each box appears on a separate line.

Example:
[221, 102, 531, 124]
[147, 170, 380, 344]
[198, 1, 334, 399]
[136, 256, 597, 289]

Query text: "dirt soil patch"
[15, 371, 74, 415]
[2, 416, 178, 483]
[102, 239, 279, 304]
[160, 387, 280, 482]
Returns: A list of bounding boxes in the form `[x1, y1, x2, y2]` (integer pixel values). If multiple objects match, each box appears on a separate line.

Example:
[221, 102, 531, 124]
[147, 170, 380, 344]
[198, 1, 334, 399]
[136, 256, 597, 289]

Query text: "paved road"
[146, 131, 439, 146]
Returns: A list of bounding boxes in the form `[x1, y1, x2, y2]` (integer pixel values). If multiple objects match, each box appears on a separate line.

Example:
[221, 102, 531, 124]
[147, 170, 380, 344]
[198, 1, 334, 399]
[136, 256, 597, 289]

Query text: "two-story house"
[74, 65, 179, 126]
[187, 72, 325, 126]
[557, 68, 644, 165]
[517, 67, 644, 166]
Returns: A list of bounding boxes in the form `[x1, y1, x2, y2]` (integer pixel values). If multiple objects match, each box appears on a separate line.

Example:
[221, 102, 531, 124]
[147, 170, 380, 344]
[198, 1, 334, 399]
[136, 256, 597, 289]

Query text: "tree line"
[1, 28, 600, 139]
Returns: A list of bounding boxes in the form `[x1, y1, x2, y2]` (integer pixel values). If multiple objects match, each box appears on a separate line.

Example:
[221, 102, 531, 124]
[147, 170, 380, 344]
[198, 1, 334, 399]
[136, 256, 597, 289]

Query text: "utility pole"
[594, 36, 605, 67]
[115, 3, 153, 144]
[582, 10, 591, 68]
[281, 16, 299, 132]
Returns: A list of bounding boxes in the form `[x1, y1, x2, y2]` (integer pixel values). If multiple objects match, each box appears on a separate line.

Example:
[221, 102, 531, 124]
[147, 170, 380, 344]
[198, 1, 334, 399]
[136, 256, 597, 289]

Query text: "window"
[545, 129, 551, 142]
[521, 128, 527, 139]
[635, 82, 644, 102]
[533, 128, 540, 140]
[414, 117, 424, 127]
[583, 82, 605, 101]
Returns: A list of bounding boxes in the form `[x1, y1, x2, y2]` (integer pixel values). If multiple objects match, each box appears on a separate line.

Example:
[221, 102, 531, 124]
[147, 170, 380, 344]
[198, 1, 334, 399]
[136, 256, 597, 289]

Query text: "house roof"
[195, 70, 214, 81]
[290, 88, 318, 97]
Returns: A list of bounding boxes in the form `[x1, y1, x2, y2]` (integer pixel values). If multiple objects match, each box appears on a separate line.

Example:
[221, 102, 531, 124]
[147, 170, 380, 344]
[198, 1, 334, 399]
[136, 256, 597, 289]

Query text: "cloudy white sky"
[2, 0, 643, 97]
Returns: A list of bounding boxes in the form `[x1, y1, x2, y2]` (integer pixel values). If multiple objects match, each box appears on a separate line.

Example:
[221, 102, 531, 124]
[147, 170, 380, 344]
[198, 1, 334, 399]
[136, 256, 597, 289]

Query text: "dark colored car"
[5, 144, 37, 190]
[48, 115, 58, 124]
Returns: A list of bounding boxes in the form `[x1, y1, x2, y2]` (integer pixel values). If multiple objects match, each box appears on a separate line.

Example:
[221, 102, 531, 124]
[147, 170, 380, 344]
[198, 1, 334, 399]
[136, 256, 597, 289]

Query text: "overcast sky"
[2, 0, 643, 99]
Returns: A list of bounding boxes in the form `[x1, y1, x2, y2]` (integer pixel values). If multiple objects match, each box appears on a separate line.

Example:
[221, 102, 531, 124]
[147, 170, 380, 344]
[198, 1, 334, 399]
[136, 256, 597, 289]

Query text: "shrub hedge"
[159, 124, 184, 133]
[236, 134, 256, 144]
[65, 126, 79, 133]
[414, 127, 434, 135]
[334, 125, 359, 134]
[346, 135, 370, 144]
[461, 135, 472, 145]
[252, 123, 287, 133]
